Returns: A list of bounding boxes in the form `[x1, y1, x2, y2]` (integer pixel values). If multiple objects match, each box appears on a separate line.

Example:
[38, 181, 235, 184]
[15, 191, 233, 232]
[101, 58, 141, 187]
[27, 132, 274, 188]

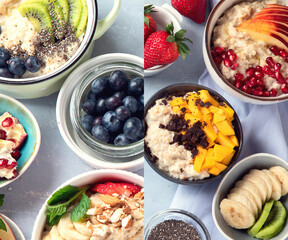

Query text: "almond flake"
[122, 215, 133, 228]
[110, 208, 123, 223]
[99, 194, 123, 207]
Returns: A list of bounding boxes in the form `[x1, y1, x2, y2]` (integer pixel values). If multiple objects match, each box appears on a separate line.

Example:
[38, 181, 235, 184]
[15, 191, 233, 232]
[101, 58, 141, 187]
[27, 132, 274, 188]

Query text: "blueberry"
[95, 98, 106, 115]
[114, 134, 131, 146]
[105, 96, 122, 111]
[92, 116, 102, 127]
[0, 68, 14, 78]
[81, 122, 92, 132]
[91, 77, 109, 95]
[123, 117, 142, 141]
[82, 99, 97, 115]
[128, 77, 144, 96]
[8, 58, 26, 76]
[82, 114, 94, 123]
[113, 91, 126, 100]
[25, 56, 41, 73]
[109, 70, 129, 91]
[87, 90, 97, 101]
[123, 96, 138, 113]
[137, 95, 144, 113]
[0, 48, 10, 67]
[138, 94, 144, 106]
[102, 111, 122, 133]
[91, 125, 110, 143]
[115, 106, 131, 121]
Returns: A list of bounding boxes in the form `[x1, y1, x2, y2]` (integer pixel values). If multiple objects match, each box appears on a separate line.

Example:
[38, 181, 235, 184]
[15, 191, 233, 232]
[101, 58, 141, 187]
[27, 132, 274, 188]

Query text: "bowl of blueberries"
[57, 53, 144, 171]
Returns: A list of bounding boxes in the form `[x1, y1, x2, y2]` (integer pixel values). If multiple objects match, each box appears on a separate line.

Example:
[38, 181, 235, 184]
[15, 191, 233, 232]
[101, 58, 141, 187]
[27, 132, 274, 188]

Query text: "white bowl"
[31, 169, 144, 240]
[56, 53, 144, 172]
[1, 214, 25, 240]
[213, 153, 288, 240]
[203, 0, 288, 104]
[144, 4, 182, 77]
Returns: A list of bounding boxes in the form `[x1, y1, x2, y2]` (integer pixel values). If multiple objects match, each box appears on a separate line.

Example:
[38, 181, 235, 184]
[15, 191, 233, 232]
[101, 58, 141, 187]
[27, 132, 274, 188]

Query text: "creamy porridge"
[212, 0, 288, 96]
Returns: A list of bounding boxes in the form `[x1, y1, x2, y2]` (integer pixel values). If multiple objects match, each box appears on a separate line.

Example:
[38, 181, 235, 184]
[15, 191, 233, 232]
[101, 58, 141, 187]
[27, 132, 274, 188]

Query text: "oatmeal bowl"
[204, 0, 288, 104]
[0, 0, 121, 99]
[144, 83, 243, 184]
[32, 169, 144, 240]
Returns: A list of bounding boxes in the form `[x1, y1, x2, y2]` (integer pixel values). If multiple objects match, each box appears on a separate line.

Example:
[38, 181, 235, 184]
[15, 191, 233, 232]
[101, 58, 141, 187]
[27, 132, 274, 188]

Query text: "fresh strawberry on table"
[91, 181, 142, 197]
[144, 22, 192, 69]
[144, 5, 157, 42]
[171, 0, 206, 24]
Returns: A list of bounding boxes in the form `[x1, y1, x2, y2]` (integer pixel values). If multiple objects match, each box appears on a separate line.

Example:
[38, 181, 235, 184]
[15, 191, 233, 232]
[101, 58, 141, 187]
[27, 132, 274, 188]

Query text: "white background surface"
[0, 0, 143, 238]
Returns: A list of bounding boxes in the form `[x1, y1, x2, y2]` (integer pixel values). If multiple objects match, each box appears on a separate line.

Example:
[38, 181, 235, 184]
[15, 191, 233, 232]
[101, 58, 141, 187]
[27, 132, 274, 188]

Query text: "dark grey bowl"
[144, 83, 243, 185]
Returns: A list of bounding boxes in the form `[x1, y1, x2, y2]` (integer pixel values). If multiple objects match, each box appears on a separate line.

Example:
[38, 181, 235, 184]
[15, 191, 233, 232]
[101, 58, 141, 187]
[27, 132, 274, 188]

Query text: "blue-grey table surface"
[0, 1, 143, 239]
[144, 0, 207, 222]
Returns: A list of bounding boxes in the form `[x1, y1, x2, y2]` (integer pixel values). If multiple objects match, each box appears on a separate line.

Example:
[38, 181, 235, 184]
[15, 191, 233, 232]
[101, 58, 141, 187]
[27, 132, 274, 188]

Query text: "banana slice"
[230, 187, 259, 217]
[57, 213, 90, 240]
[270, 166, 288, 196]
[263, 169, 282, 201]
[49, 226, 64, 240]
[43, 233, 52, 240]
[235, 180, 263, 213]
[73, 221, 93, 237]
[249, 169, 272, 201]
[220, 198, 255, 229]
[227, 192, 258, 218]
[243, 173, 268, 204]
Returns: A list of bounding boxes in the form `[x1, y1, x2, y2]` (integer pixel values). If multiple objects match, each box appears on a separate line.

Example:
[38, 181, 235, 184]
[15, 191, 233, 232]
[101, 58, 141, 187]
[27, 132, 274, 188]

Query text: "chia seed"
[148, 219, 202, 240]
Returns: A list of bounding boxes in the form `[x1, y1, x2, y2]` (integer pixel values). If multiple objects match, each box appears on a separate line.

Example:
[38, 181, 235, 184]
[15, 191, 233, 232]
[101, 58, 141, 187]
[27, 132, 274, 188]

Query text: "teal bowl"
[0, 94, 41, 188]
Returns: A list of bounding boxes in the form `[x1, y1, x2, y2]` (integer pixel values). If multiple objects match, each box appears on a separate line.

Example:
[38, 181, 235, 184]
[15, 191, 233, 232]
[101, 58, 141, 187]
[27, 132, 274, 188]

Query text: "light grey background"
[144, 0, 207, 221]
[0, 1, 143, 238]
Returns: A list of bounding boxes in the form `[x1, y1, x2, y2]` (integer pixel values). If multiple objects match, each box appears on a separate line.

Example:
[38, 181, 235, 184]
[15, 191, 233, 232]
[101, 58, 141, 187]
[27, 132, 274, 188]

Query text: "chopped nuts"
[95, 206, 105, 215]
[122, 215, 133, 228]
[110, 208, 123, 223]
[99, 194, 124, 207]
[123, 205, 132, 214]
[97, 215, 108, 224]
[134, 192, 144, 200]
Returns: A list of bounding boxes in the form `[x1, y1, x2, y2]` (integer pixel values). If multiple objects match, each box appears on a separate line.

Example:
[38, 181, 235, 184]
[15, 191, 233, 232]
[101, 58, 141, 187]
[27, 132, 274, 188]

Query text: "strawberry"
[144, 5, 157, 42]
[144, 22, 192, 69]
[91, 182, 142, 197]
[171, 0, 206, 24]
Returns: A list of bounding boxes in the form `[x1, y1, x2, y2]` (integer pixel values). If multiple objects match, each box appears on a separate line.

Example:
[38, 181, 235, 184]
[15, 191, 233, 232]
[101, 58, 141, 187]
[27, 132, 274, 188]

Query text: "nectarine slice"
[0, 216, 16, 240]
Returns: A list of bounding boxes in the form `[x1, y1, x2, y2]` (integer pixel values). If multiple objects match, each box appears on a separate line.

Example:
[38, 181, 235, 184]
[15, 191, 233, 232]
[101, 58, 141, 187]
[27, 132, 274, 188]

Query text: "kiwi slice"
[55, 0, 69, 23]
[18, 3, 54, 43]
[248, 200, 274, 237]
[68, 0, 83, 30]
[255, 201, 287, 239]
[75, 0, 88, 37]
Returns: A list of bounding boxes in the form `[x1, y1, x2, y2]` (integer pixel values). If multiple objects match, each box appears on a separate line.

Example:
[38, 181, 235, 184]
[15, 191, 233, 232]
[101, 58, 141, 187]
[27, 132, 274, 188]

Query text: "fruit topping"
[25, 56, 41, 73]
[144, 5, 157, 42]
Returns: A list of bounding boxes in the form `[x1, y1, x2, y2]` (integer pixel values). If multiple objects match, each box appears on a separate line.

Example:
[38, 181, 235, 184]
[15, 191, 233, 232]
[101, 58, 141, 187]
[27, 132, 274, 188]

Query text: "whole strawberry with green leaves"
[144, 22, 193, 69]
[144, 5, 157, 42]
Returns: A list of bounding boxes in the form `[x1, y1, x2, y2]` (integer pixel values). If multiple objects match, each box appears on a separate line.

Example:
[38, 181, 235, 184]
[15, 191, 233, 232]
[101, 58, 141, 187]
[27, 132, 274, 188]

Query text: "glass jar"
[70, 59, 144, 162]
[145, 209, 211, 240]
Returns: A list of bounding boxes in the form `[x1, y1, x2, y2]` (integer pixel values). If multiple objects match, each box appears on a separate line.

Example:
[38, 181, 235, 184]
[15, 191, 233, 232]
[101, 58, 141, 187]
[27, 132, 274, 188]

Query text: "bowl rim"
[0, 214, 25, 240]
[0, 93, 41, 188]
[31, 169, 144, 240]
[144, 83, 243, 185]
[204, 0, 288, 102]
[212, 152, 288, 240]
[144, 208, 211, 240]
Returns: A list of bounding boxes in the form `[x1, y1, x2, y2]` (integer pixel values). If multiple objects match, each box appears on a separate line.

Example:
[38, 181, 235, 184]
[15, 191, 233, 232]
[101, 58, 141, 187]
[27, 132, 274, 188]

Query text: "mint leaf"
[0, 218, 6, 232]
[48, 185, 80, 205]
[46, 205, 67, 222]
[0, 194, 4, 207]
[71, 194, 91, 222]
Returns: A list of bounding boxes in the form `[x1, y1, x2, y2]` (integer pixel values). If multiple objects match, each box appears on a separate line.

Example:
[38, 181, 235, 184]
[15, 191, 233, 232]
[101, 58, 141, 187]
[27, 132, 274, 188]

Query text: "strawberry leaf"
[144, 16, 149, 27]
[144, 5, 156, 14]
[182, 38, 193, 45]
[0, 218, 6, 232]
[166, 35, 175, 43]
[166, 22, 174, 35]
[175, 30, 186, 40]
[178, 47, 186, 60]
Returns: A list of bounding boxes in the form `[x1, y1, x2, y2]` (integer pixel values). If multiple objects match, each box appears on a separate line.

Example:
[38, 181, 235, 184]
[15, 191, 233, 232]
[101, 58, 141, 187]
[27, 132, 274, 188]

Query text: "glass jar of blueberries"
[70, 60, 144, 161]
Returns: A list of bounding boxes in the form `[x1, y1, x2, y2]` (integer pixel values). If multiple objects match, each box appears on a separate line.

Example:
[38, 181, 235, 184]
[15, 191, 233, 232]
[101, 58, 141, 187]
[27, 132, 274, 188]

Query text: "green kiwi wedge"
[18, 3, 54, 43]
[255, 201, 287, 240]
[75, 0, 88, 37]
[68, 0, 83, 30]
[55, 0, 69, 23]
[248, 200, 274, 237]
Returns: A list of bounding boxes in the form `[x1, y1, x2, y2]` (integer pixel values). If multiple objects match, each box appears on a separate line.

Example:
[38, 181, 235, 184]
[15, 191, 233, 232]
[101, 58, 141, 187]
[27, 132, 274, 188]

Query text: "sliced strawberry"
[91, 182, 141, 197]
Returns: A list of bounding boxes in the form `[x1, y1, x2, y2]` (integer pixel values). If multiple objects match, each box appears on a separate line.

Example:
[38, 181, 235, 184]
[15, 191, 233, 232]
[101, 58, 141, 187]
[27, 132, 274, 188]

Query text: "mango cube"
[214, 144, 235, 162]
[198, 90, 219, 106]
[219, 103, 234, 119]
[200, 107, 210, 115]
[216, 132, 235, 148]
[188, 102, 203, 119]
[170, 97, 187, 107]
[184, 114, 200, 126]
[208, 167, 222, 176]
[221, 151, 235, 165]
[213, 113, 226, 124]
[203, 123, 217, 142]
[215, 120, 235, 136]
[229, 135, 239, 147]
[194, 147, 207, 173]
[214, 162, 228, 172]
[201, 148, 215, 170]
[203, 113, 213, 123]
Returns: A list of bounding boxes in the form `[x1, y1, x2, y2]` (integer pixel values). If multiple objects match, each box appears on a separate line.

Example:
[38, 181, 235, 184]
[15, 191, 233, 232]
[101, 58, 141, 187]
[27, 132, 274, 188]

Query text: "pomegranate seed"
[263, 91, 270, 97]
[214, 56, 222, 65]
[280, 50, 288, 58]
[0, 159, 8, 169]
[230, 63, 239, 70]
[6, 161, 17, 170]
[256, 79, 264, 86]
[2, 117, 13, 128]
[275, 63, 282, 72]
[220, 52, 226, 59]
[242, 84, 252, 94]
[226, 49, 234, 56]
[249, 77, 257, 87]
[12, 170, 19, 178]
[0, 130, 6, 140]
[252, 87, 263, 96]
[229, 54, 237, 62]
[254, 71, 264, 79]
[281, 84, 288, 94]
[234, 73, 244, 81]
[263, 65, 271, 75]
[255, 66, 263, 72]
[235, 80, 242, 89]
[270, 46, 280, 55]
[11, 150, 21, 160]
[285, 57, 288, 63]
[275, 71, 285, 83]
[224, 59, 232, 67]
[269, 88, 278, 97]
[246, 67, 255, 77]
[214, 47, 224, 55]
[266, 57, 275, 68]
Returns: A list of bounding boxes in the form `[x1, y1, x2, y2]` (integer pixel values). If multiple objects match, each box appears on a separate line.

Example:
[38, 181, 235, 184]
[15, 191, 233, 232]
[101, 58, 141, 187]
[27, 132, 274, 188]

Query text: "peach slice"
[0, 216, 16, 240]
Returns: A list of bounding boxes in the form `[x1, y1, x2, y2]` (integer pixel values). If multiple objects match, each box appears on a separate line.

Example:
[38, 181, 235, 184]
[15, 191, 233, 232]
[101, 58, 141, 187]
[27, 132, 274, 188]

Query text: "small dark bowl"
[144, 83, 243, 185]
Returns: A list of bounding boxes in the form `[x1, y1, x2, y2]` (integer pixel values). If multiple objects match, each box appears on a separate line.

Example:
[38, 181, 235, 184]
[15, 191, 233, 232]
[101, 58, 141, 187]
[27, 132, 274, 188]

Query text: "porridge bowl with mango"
[144, 84, 243, 184]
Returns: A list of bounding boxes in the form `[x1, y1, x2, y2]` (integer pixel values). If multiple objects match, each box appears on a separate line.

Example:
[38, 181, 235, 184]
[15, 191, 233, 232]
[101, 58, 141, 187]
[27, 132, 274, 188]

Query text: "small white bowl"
[144, 4, 182, 77]
[1, 214, 25, 240]
[31, 169, 144, 240]
[213, 153, 288, 240]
